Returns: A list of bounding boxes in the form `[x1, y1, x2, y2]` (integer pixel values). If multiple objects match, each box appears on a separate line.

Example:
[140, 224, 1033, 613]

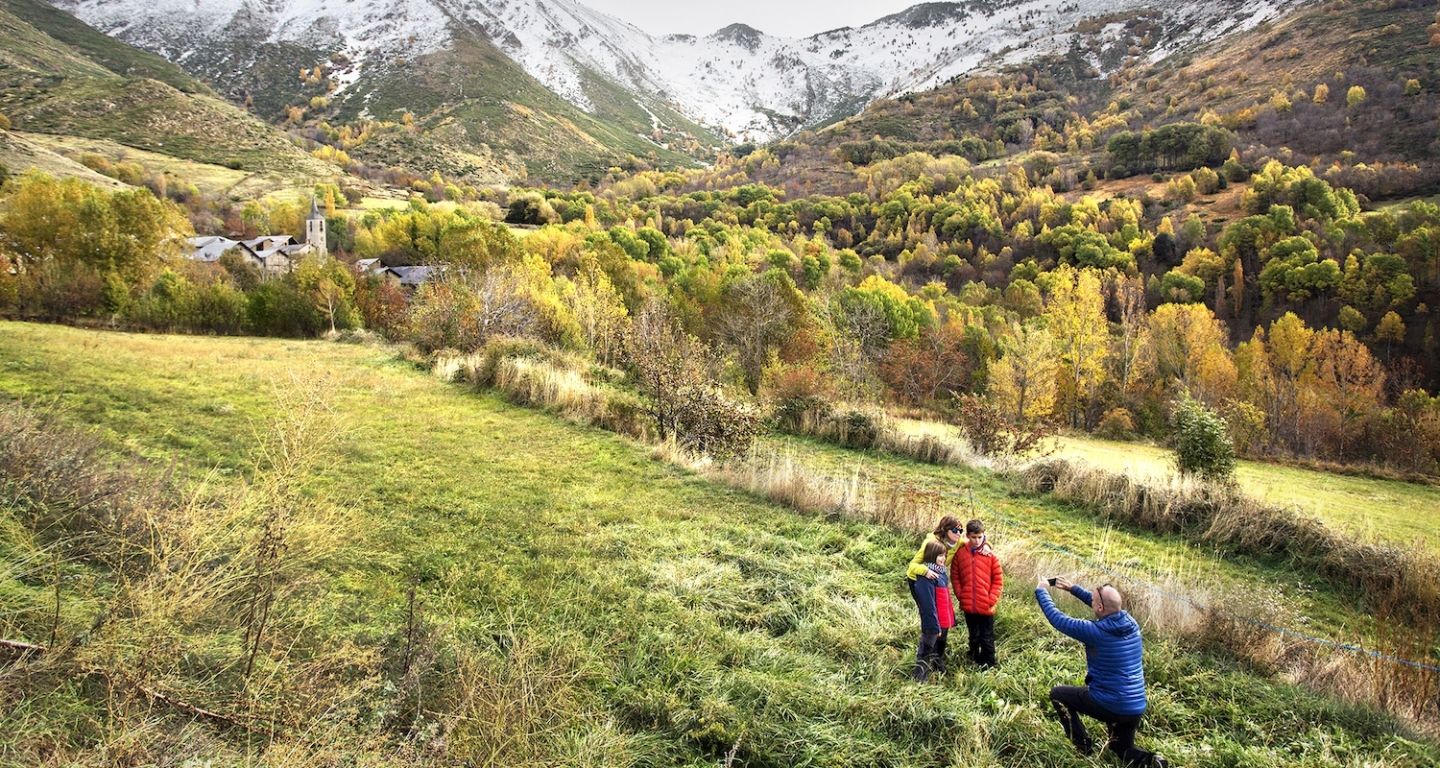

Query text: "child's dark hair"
[965, 519, 985, 535]
[922, 540, 948, 563]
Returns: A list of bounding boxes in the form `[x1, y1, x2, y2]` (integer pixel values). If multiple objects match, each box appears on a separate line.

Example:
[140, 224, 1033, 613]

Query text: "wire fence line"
[744, 455, 1440, 674]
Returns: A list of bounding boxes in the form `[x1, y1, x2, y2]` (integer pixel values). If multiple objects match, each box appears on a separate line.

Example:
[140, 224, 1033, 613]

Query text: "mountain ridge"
[51, 0, 1307, 145]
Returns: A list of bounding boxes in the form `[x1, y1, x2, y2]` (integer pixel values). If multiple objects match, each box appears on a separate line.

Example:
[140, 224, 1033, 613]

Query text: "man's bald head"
[1095, 585, 1124, 617]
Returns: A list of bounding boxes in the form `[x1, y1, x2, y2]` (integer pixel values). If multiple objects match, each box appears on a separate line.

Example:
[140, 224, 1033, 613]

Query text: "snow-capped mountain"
[50, 0, 1304, 143]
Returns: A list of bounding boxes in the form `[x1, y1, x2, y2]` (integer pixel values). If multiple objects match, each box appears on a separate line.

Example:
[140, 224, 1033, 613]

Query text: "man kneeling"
[1035, 576, 1167, 768]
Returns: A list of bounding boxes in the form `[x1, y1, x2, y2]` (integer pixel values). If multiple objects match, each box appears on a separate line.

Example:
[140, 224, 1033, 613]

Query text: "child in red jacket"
[951, 519, 1003, 668]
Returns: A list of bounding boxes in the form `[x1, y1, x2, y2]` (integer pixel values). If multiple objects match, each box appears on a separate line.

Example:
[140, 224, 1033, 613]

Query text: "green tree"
[1375, 311, 1405, 358]
[1337, 305, 1366, 334]
[1160, 270, 1205, 303]
[1258, 236, 1341, 300]
[1171, 392, 1237, 481]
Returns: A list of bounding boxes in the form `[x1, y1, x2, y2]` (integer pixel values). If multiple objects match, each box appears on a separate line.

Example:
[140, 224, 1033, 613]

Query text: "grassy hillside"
[0, 130, 129, 188]
[1045, 433, 1440, 549]
[0, 1, 337, 180]
[0, 0, 209, 94]
[14, 131, 245, 189]
[1, 321, 1435, 766]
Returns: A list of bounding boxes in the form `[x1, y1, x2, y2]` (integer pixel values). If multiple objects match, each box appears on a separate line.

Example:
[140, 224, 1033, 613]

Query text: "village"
[185, 198, 443, 290]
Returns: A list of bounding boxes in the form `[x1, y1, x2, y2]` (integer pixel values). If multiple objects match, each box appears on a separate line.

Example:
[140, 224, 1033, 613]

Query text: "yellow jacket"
[906, 532, 956, 581]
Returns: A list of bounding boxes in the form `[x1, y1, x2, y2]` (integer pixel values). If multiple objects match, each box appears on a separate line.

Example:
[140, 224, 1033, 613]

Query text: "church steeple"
[306, 196, 328, 258]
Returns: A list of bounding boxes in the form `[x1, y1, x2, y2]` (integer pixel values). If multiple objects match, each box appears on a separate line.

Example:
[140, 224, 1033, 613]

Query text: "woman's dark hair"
[933, 515, 962, 539]
[922, 540, 948, 563]
[966, 519, 985, 535]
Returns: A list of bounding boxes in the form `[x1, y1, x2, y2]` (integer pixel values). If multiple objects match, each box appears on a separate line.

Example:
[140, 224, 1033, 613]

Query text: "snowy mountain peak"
[875, 2, 972, 30]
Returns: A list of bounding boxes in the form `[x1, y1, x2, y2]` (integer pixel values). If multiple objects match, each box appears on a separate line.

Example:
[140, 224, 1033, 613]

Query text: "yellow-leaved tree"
[1145, 302, 1236, 406]
[989, 322, 1059, 427]
[1312, 328, 1385, 461]
[0, 171, 190, 285]
[1041, 265, 1109, 427]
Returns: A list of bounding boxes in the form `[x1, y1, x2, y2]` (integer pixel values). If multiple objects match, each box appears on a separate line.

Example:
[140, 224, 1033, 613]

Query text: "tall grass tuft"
[436, 338, 655, 441]
[773, 401, 984, 467]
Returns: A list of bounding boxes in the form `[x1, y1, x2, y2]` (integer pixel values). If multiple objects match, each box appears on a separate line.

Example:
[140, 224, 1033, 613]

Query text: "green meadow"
[1, 321, 1436, 766]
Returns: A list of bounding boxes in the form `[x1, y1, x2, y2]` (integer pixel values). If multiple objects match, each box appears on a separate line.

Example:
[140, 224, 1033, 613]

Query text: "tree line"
[3, 154, 1439, 474]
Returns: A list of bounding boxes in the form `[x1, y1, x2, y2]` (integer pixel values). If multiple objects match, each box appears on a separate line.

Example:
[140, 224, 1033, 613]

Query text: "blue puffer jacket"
[1035, 585, 1148, 716]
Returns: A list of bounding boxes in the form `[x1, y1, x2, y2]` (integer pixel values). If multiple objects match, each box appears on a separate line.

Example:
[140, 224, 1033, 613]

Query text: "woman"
[905, 515, 962, 681]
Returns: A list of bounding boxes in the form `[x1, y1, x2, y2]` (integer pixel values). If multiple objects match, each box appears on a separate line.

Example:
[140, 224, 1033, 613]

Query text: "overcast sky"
[580, 0, 926, 38]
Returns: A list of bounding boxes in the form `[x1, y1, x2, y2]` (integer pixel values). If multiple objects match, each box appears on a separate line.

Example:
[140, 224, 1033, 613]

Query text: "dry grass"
[1010, 458, 1440, 630]
[0, 379, 384, 763]
[777, 405, 988, 468]
[434, 343, 656, 443]
[439, 633, 594, 763]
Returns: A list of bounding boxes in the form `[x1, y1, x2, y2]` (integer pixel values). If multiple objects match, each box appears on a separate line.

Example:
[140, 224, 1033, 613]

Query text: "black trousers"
[1050, 685, 1156, 766]
[963, 612, 996, 667]
[909, 578, 950, 680]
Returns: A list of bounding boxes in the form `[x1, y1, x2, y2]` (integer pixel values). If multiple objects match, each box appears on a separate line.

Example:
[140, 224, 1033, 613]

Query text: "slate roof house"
[354, 259, 444, 290]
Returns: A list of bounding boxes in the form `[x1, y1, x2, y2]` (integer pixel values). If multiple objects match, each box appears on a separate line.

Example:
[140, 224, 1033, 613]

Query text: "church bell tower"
[306, 197, 328, 258]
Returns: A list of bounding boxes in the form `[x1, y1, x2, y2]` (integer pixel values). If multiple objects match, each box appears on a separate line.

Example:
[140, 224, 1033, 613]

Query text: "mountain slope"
[1, 0, 208, 94]
[0, 0, 337, 177]
[751, 0, 1440, 203]
[50, 0, 1308, 145]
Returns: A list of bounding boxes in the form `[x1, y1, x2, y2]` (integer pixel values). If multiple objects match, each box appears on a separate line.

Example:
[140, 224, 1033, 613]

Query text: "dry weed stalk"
[241, 372, 344, 683]
[440, 633, 590, 764]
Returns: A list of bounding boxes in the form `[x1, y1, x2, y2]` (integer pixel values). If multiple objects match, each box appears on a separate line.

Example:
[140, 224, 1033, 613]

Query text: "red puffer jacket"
[951, 539, 1003, 615]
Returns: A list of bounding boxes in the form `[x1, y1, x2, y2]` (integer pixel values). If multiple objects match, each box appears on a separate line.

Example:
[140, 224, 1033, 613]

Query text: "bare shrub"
[951, 394, 1055, 459]
[711, 271, 803, 395]
[0, 384, 374, 760]
[407, 263, 544, 354]
[625, 301, 758, 458]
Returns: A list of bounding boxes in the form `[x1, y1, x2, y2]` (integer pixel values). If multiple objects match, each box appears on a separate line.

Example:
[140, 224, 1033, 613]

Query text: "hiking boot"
[1073, 737, 1094, 756]
[912, 659, 931, 683]
[931, 654, 947, 675]
[1149, 756, 1168, 768]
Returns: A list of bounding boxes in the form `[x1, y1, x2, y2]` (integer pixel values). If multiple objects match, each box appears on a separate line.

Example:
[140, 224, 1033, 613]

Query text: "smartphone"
[1047, 577, 1058, 586]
